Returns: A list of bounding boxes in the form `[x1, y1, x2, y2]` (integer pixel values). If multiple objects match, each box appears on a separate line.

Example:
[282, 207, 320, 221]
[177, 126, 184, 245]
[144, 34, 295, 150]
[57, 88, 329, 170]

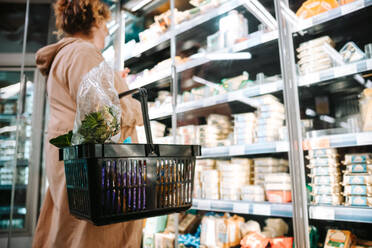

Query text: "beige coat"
[33, 37, 143, 248]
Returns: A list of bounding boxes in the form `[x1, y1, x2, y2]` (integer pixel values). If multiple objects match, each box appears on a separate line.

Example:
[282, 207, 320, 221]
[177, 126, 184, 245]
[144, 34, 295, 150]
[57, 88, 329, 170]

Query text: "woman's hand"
[120, 67, 130, 79]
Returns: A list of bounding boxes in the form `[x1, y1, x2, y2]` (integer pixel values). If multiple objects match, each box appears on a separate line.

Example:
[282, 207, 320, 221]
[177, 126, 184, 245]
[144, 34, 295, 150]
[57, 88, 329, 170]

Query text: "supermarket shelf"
[0, 206, 26, 215]
[192, 199, 293, 218]
[128, 69, 171, 90]
[299, 58, 372, 86]
[0, 185, 27, 190]
[309, 205, 372, 223]
[0, 114, 16, 121]
[200, 141, 289, 158]
[296, 0, 372, 32]
[303, 131, 372, 150]
[124, 0, 243, 62]
[0, 159, 28, 166]
[124, 33, 171, 62]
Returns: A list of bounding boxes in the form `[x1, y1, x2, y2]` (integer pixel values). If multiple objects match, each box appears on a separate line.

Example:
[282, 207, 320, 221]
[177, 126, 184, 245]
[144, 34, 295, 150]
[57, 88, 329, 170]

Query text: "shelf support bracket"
[242, 0, 278, 31]
[279, 1, 305, 36]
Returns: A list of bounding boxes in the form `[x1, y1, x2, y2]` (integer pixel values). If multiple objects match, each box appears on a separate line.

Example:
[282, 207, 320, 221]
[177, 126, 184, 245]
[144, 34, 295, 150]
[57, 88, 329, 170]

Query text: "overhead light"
[131, 0, 152, 11]
[305, 108, 316, 117]
[320, 115, 335, 124]
[206, 52, 252, 60]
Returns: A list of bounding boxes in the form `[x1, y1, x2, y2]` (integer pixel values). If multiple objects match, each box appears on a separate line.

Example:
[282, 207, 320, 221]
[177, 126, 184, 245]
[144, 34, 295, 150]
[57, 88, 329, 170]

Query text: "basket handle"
[118, 88, 154, 152]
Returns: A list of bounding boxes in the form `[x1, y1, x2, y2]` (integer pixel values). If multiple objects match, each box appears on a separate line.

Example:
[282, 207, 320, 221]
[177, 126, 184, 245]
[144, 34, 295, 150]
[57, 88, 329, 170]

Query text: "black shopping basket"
[59, 88, 201, 226]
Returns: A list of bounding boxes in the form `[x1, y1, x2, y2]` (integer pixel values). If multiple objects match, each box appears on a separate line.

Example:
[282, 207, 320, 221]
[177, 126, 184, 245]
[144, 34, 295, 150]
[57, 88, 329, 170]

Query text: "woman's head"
[54, 0, 110, 50]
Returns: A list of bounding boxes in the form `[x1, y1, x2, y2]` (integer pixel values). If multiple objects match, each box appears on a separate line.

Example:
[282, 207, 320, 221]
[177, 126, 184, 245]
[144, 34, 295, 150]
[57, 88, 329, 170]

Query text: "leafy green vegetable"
[49, 106, 120, 148]
[77, 106, 120, 144]
[49, 130, 73, 148]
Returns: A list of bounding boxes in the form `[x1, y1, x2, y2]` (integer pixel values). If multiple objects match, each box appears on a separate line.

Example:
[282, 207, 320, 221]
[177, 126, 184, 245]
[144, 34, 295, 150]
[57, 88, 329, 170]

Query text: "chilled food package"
[240, 232, 270, 248]
[343, 153, 372, 164]
[343, 173, 372, 185]
[311, 175, 341, 185]
[308, 148, 338, 158]
[339, 42, 366, 63]
[296, 0, 339, 19]
[345, 196, 372, 207]
[309, 157, 339, 166]
[264, 173, 291, 184]
[254, 158, 284, 166]
[240, 220, 261, 237]
[255, 165, 288, 174]
[345, 164, 372, 173]
[313, 194, 343, 205]
[241, 185, 265, 195]
[251, 94, 281, 105]
[233, 112, 257, 122]
[241, 194, 265, 202]
[324, 230, 353, 248]
[231, 158, 254, 166]
[310, 166, 339, 176]
[312, 185, 342, 195]
[70, 61, 121, 145]
[344, 185, 372, 196]
[265, 183, 292, 203]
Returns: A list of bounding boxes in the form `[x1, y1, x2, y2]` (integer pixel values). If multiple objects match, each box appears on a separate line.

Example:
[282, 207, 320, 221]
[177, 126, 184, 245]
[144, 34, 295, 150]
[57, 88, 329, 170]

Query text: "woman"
[33, 0, 143, 247]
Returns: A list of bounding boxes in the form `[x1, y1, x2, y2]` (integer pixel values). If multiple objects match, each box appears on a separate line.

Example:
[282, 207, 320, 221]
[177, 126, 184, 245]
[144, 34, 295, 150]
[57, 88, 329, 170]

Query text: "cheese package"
[343, 173, 372, 185]
[241, 193, 265, 202]
[345, 164, 372, 173]
[309, 157, 339, 166]
[311, 175, 341, 185]
[344, 185, 372, 196]
[312, 185, 342, 195]
[344, 153, 372, 164]
[310, 166, 339, 176]
[345, 196, 372, 207]
[254, 158, 283, 166]
[313, 194, 343, 205]
[324, 230, 353, 248]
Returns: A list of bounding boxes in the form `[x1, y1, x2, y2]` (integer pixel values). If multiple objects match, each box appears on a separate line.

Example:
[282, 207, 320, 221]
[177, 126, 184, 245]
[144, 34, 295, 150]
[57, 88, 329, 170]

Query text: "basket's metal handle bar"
[118, 88, 154, 152]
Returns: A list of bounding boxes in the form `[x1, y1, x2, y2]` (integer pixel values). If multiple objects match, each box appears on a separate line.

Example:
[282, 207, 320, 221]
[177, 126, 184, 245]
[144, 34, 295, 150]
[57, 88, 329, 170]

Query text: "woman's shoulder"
[60, 38, 102, 59]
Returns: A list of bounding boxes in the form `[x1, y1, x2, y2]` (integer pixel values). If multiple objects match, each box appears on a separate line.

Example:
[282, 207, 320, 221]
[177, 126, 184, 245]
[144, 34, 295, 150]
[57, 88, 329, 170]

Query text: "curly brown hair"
[54, 0, 111, 36]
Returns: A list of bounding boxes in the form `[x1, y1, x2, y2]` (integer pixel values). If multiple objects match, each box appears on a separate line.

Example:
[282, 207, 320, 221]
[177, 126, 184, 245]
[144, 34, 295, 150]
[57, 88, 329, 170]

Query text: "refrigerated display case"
[123, 0, 372, 247]
[0, 68, 45, 237]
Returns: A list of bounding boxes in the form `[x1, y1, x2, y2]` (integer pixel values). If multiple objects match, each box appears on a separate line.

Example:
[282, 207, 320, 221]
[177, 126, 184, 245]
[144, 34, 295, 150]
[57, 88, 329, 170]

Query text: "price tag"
[260, 83, 277, 95]
[198, 200, 211, 210]
[276, 141, 289, 152]
[299, 73, 319, 86]
[310, 206, 335, 220]
[229, 145, 245, 156]
[233, 203, 250, 214]
[356, 133, 372, 146]
[252, 204, 271, 216]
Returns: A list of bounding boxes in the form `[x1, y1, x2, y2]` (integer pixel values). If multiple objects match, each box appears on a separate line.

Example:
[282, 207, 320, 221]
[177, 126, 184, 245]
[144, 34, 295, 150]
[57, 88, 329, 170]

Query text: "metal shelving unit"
[121, 0, 372, 246]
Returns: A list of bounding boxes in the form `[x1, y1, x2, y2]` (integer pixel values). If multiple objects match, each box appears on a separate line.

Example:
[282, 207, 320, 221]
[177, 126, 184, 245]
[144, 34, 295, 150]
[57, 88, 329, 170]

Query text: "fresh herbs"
[49, 106, 120, 148]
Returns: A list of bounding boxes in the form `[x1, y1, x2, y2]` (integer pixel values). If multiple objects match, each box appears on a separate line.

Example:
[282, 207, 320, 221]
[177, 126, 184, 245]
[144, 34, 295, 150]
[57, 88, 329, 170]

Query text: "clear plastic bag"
[72, 61, 121, 145]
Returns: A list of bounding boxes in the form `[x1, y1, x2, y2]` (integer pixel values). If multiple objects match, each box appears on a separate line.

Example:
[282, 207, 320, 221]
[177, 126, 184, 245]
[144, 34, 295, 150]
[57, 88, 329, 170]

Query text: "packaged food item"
[215, 214, 244, 248]
[155, 233, 175, 248]
[264, 173, 291, 184]
[233, 113, 257, 122]
[200, 215, 218, 247]
[241, 185, 264, 195]
[265, 183, 292, 203]
[179, 214, 200, 234]
[345, 164, 372, 173]
[270, 237, 293, 248]
[340, 42, 366, 63]
[240, 220, 261, 236]
[312, 185, 341, 195]
[309, 157, 339, 166]
[311, 175, 341, 185]
[345, 196, 372, 207]
[254, 165, 287, 174]
[264, 218, 289, 237]
[240, 232, 269, 248]
[254, 158, 283, 166]
[344, 185, 372, 196]
[296, 0, 339, 19]
[241, 194, 265, 202]
[343, 173, 372, 185]
[324, 230, 353, 248]
[344, 153, 372, 164]
[313, 194, 343, 205]
[310, 166, 339, 176]
[231, 158, 253, 166]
